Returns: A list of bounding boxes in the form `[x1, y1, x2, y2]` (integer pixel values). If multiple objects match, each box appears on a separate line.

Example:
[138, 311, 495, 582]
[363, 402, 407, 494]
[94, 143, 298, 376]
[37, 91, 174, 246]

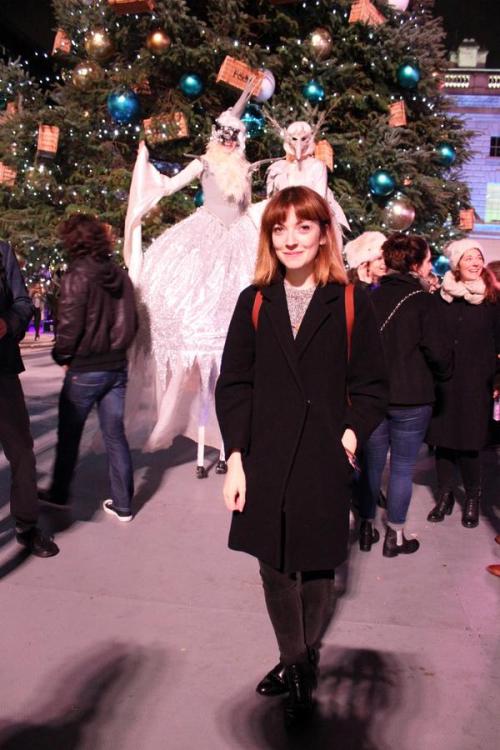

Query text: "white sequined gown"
[128, 157, 258, 451]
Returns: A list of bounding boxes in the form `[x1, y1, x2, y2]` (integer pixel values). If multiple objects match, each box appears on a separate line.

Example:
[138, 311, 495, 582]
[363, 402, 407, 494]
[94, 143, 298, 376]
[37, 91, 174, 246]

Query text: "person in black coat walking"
[0, 241, 59, 557]
[215, 187, 388, 726]
[38, 215, 138, 522]
[358, 234, 453, 556]
[427, 239, 500, 528]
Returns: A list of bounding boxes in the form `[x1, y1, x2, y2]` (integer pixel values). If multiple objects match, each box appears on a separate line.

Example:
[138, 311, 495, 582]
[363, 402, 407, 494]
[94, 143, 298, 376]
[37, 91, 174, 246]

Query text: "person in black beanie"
[0, 241, 59, 557]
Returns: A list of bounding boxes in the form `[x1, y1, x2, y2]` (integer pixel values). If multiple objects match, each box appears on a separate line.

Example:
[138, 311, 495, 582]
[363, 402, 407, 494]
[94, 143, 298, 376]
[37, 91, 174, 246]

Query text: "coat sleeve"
[215, 287, 256, 457]
[344, 287, 389, 446]
[419, 294, 453, 381]
[52, 270, 88, 366]
[1, 244, 33, 341]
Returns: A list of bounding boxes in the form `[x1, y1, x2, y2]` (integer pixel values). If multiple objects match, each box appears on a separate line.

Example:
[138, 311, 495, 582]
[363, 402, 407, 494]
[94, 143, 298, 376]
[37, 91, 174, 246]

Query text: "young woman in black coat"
[215, 187, 387, 726]
[427, 239, 500, 528]
[357, 234, 453, 556]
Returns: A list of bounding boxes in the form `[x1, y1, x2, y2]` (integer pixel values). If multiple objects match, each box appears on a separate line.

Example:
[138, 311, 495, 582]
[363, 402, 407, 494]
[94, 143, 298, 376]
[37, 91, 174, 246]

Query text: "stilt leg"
[216, 443, 227, 474]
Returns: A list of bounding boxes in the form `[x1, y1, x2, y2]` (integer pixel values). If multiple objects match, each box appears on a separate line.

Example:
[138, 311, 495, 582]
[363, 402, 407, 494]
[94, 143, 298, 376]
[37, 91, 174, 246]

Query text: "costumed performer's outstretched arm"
[124, 141, 204, 282]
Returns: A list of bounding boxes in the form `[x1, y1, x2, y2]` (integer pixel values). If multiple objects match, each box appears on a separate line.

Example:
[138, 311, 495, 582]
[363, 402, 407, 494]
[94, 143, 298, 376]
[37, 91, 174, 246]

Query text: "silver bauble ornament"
[84, 29, 115, 63]
[255, 69, 276, 102]
[309, 27, 333, 61]
[382, 194, 416, 231]
[72, 61, 103, 90]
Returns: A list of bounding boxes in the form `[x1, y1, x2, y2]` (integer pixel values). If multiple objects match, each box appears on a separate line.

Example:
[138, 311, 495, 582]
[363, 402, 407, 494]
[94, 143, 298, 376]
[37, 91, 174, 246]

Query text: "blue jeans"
[51, 369, 134, 512]
[359, 405, 432, 525]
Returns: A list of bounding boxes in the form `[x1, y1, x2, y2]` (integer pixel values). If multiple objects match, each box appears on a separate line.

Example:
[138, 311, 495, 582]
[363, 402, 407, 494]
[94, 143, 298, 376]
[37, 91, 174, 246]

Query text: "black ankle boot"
[427, 490, 454, 523]
[383, 527, 419, 558]
[462, 489, 480, 528]
[359, 520, 380, 551]
[283, 662, 314, 726]
[256, 647, 319, 697]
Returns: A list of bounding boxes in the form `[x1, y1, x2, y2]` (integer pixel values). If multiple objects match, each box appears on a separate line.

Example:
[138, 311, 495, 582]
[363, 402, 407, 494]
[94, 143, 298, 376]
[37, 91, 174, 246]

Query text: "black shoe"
[16, 527, 59, 558]
[196, 466, 208, 479]
[427, 490, 454, 523]
[256, 662, 287, 696]
[462, 490, 480, 528]
[359, 520, 380, 551]
[38, 488, 67, 508]
[383, 527, 420, 558]
[215, 460, 227, 475]
[257, 648, 319, 697]
[283, 662, 314, 727]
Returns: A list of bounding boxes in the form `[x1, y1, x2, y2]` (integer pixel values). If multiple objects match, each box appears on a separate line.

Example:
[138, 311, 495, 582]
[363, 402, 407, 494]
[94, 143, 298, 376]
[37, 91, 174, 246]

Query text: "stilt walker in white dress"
[123, 83, 260, 477]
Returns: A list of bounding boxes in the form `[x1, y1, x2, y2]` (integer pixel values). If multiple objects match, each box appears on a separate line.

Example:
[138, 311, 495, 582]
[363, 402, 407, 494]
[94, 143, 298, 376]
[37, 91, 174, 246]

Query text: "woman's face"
[458, 249, 484, 282]
[368, 254, 386, 280]
[414, 248, 432, 279]
[272, 206, 322, 275]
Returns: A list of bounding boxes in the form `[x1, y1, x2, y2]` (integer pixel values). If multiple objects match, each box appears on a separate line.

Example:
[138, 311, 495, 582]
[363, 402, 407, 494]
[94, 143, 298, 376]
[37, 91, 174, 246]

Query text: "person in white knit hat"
[427, 237, 500, 528]
[344, 231, 387, 288]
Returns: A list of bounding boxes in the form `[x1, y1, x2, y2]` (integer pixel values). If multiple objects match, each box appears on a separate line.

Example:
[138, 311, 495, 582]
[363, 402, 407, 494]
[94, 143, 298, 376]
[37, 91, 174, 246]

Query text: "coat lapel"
[261, 282, 303, 394]
[294, 283, 341, 359]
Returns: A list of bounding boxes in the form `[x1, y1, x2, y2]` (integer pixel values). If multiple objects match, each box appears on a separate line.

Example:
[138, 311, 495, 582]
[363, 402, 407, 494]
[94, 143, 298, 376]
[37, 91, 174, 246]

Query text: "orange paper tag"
[459, 208, 475, 231]
[108, 0, 156, 14]
[0, 162, 17, 187]
[143, 112, 189, 143]
[349, 0, 386, 26]
[216, 56, 264, 96]
[389, 101, 407, 127]
[52, 29, 71, 55]
[315, 140, 334, 171]
[37, 125, 60, 154]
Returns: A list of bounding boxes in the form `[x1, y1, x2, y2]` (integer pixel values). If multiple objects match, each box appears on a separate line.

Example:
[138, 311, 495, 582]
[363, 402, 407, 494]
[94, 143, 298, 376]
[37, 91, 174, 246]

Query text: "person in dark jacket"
[38, 215, 138, 521]
[215, 187, 388, 726]
[0, 241, 59, 557]
[427, 239, 500, 528]
[358, 234, 453, 556]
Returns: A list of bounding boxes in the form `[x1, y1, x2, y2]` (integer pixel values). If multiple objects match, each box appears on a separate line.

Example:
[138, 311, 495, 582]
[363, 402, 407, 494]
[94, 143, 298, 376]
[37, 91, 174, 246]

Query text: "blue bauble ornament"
[396, 62, 421, 89]
[107, 89, 141, 124]
[150, 159, 182, 177]
[436, 142, 457, 167]
[433, 254, 450, 276]
[302, 79, 325, 104]
[194, 188, 204, 207]
[0, 93, 7, 111]
[179, 73, 203, 98]
[242, 103, 265, 137]
[369, 170, 396, 197]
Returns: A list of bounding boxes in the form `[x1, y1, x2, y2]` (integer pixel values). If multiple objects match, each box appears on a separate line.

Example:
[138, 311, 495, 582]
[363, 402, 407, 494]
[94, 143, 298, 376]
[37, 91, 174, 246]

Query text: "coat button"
[454, 339, 458, 344]
[306, 399, 312, 405]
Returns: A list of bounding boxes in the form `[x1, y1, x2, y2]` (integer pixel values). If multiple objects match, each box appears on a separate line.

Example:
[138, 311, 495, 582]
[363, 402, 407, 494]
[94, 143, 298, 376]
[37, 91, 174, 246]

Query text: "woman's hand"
[223, 451, 246, 512]
[341, 428, 357, 455]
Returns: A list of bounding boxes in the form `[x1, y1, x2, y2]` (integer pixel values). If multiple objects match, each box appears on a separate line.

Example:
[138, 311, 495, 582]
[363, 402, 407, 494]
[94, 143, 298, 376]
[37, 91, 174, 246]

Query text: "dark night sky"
[0, 0, 499, 69]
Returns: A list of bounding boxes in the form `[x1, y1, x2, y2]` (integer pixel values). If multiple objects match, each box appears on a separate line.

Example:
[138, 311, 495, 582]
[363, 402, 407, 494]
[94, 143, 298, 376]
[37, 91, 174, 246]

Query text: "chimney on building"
[449, 39, 489, 69]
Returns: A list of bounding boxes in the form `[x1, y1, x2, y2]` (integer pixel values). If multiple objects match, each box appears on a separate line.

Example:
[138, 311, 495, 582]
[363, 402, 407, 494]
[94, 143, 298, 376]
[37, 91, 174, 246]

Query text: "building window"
[485, 183, 500, 222]
[490, 137, 500, 157]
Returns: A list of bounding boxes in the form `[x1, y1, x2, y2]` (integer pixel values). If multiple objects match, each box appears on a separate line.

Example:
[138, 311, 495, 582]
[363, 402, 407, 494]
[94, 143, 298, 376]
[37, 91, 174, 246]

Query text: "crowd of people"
[1, 185, 499, 727]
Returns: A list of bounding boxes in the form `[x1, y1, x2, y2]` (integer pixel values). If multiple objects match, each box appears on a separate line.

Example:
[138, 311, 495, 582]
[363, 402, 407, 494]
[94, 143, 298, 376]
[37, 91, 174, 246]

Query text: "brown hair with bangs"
[253, 186, 348, 287]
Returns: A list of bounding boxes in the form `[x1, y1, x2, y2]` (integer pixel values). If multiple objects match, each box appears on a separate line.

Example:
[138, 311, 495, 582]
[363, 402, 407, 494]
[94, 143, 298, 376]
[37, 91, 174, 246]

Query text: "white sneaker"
[102, 499, 133, 523]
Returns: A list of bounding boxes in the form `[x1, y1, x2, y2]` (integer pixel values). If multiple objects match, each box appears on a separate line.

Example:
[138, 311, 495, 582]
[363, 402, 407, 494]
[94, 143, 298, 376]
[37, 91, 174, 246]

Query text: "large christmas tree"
[0, 0, 472, 285]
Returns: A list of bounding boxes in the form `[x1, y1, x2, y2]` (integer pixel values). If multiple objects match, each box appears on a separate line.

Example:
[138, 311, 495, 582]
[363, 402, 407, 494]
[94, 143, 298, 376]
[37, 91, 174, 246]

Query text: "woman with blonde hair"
[215, 186, 387, 726]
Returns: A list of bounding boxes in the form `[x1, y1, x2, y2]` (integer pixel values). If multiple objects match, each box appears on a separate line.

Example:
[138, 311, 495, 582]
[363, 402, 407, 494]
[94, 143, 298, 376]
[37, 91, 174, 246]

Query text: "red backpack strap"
[345, 283, 355, 362]
[252, 289, 263, 331]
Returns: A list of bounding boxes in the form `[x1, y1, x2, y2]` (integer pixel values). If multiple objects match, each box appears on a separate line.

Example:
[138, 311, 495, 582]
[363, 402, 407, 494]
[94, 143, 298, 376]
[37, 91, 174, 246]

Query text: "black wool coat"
[426, 295, 500, 451]
[215, 281, 388, 573]
[0, 242, 33, 375]
[370, 273, 453, 406]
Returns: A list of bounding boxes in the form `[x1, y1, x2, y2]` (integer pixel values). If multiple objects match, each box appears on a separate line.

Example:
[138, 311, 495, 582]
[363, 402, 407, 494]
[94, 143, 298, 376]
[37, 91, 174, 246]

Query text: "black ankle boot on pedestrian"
[359, 520, 380, 551]
[427, 490, 454, 523]
[256, 647, 319, 697]
[283, 662, 315, 727]
[462, 490, 480, 528]
[382, 527, 419, 558]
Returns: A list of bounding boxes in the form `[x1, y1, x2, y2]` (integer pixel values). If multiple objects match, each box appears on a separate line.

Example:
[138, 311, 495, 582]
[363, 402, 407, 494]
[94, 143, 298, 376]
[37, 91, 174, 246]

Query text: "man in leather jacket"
[39, 215, 138, 522]
[0, 240, 59, 557]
